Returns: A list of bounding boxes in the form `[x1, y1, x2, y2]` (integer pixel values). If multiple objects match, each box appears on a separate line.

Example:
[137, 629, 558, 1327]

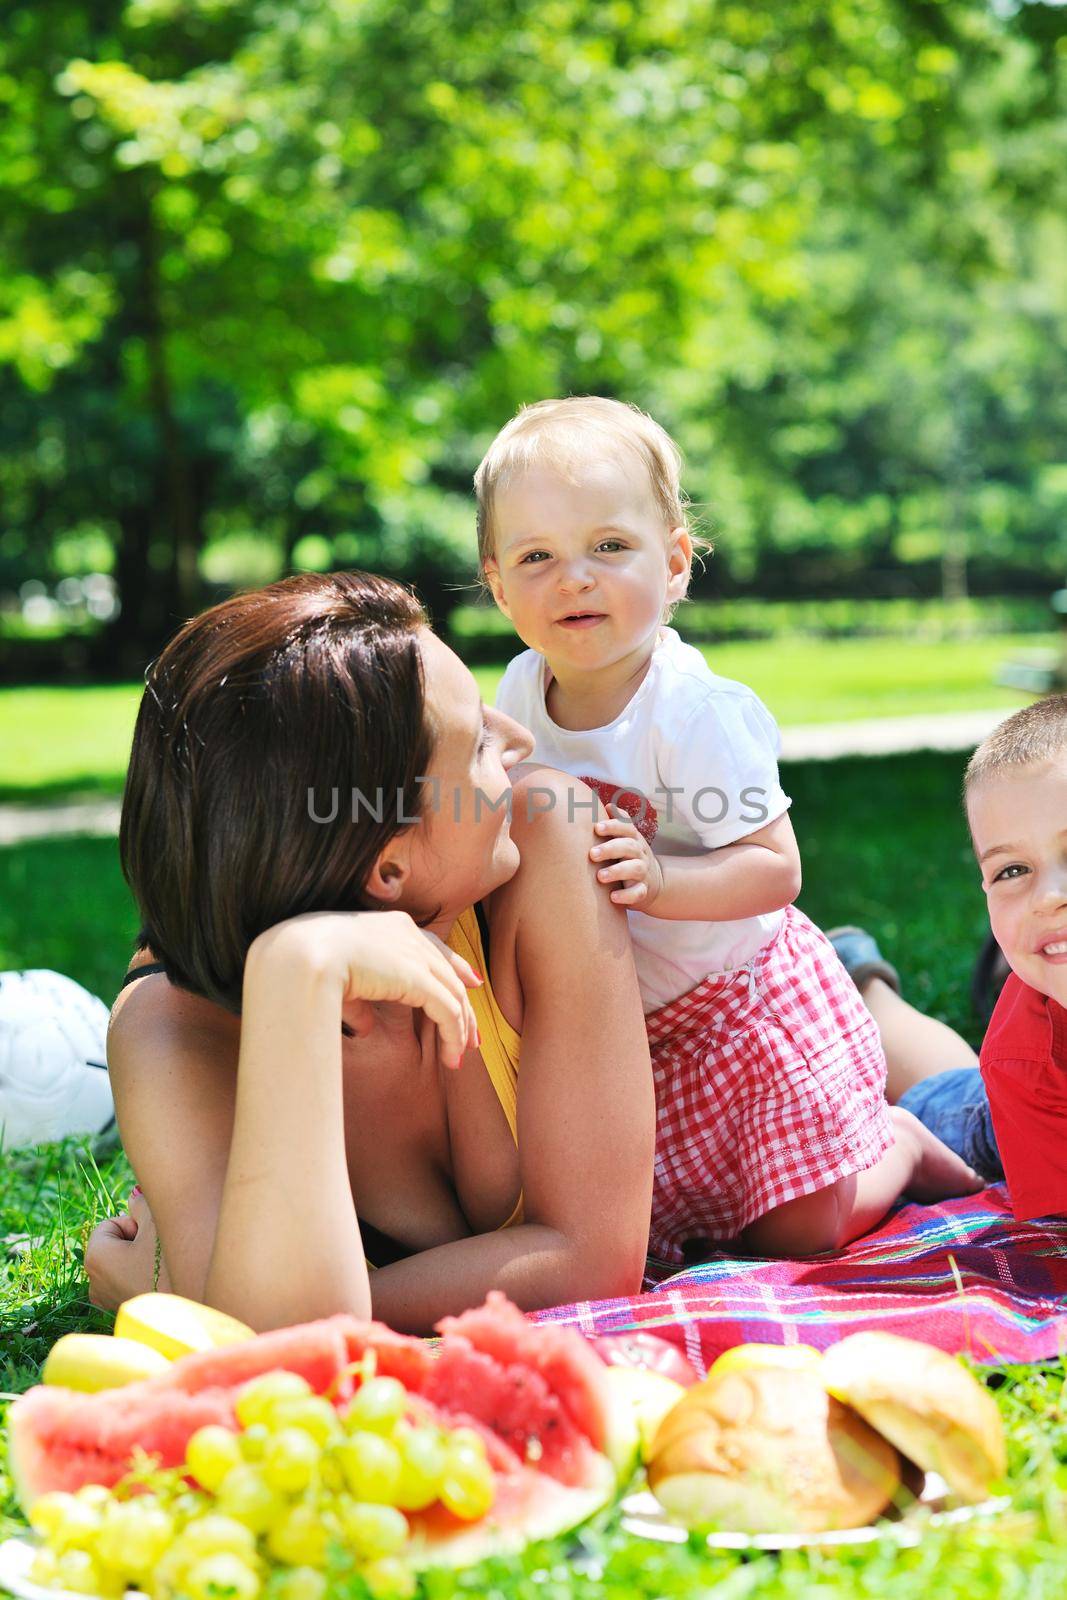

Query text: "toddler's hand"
[590, 805, 664, 909]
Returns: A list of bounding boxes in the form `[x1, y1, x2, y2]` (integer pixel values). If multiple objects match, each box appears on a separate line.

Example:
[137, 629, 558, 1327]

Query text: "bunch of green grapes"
[26, 1364, 498, 1600]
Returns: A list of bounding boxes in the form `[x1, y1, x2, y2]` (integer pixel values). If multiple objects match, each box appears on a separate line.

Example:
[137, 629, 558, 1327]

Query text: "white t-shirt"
[496, 627, 792, 1013]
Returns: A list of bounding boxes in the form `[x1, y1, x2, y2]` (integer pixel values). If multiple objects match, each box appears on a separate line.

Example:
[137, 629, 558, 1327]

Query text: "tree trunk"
[942, 335, 972, 604]
[139, 197, 202, 622]
[98, 186, 203, 670]
[93, 503, 164, 676]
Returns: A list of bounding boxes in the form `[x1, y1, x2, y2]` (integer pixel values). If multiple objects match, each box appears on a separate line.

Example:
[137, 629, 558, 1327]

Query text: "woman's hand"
[84, 1191, 170, 1311]
[249, 909, 482, 1069]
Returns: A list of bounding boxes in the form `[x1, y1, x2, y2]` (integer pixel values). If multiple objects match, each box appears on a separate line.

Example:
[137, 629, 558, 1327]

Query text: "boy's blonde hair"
[474, 396, 696, 571]
[965, 695, 1067, 799]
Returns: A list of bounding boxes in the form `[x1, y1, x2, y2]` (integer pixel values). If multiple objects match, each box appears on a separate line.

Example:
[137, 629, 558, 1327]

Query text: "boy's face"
[970, 753, 1067, 1008]
[483, 455, 691, 675]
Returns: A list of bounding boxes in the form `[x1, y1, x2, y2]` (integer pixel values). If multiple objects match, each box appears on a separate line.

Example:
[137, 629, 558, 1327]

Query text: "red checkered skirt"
[645, 903, 894, 1269]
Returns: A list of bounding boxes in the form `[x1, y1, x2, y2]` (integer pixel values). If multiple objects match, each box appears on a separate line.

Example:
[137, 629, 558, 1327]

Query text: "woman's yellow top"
[445, 905, 524, 1229]
[365, 905, 523, 1268]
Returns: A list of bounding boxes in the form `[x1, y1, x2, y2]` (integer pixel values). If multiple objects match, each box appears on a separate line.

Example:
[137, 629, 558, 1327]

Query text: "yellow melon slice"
[602, 1366, 686, 1461]
[706, 1342, 823, 1383]
[114, 1293, 254, 1361]
[42, 1333, 170, 1392]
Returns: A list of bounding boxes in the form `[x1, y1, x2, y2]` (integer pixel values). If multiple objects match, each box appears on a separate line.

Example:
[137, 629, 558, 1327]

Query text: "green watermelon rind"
[407, 1451, 620, 1568]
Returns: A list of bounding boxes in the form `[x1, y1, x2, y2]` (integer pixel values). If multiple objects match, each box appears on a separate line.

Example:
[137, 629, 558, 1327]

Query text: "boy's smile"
[970, 754, 1067, 1009]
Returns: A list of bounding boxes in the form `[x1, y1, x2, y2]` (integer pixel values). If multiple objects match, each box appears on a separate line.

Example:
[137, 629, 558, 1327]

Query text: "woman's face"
[393, 629, 534, 924]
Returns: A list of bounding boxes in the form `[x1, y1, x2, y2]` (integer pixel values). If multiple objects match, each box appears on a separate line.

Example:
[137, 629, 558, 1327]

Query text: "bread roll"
[822, 1332, 1006, 1503]
[646, 1367, 901, 1533]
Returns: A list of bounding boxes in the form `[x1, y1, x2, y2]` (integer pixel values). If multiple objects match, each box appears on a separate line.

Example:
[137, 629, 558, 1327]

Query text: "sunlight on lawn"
[0, 635, 1037, 804]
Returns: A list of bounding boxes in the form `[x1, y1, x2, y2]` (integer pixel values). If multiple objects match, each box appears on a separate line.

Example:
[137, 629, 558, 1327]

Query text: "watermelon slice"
[6, 1315, 357, 1510]
[7, 1293, 627, 1568]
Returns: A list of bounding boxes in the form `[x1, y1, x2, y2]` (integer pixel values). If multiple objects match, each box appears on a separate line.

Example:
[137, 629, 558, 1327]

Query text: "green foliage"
[2, 1, 1067, 666]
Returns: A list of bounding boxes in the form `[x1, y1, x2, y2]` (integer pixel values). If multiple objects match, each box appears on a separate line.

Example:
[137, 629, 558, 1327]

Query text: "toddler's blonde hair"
[474, 396, 698, 572]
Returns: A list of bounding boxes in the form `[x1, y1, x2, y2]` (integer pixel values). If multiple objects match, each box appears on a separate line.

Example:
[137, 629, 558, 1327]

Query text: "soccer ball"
[0, 970, 114, 1152]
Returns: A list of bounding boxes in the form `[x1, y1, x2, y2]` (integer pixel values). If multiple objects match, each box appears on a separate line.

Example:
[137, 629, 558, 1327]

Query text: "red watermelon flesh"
[8, 1314, 361, 1511]
[436, 1292, 611, 1455]
[408, 1395, 523, 1476]
[422, 1341, 602, 1487]
[7, 1385, 235, 1505]
[334, 1317, 436, 1393]
[151, 1315, 355, 1399]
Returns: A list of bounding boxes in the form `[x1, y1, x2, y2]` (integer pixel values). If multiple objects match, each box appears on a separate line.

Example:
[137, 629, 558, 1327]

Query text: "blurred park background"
[2, 0, 1067, 1036]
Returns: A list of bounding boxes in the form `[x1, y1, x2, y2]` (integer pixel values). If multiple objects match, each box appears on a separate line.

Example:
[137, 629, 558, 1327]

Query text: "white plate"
[619, 1473, 1011, 1551]
[0, 1536, 143, 1600]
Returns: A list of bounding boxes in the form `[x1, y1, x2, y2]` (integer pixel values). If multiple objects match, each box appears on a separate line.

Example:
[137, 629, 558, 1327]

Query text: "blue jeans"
[897, 1067, 1003, 1180]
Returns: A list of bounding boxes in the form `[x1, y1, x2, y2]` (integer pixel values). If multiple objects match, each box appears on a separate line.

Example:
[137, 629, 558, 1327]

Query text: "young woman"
[85, 571, 656, 1334]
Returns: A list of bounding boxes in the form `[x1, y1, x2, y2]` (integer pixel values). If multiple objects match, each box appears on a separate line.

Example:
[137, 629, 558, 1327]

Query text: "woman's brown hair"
[120, 571, 431, 1012]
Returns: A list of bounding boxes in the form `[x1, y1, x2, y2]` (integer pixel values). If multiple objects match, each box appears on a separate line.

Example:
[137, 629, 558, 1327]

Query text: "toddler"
[475, 396, 980, 1265]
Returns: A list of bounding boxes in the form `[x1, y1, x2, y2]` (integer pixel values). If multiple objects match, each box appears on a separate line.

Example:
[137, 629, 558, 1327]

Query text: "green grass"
[0, 685, 141, 804]
[2, 748, 1061, 1595]
[0, 633, 1045, 805]
[787, 751, 989, 1046]
[707, 633, 1046, 727]
[0, 837, 139, 1000]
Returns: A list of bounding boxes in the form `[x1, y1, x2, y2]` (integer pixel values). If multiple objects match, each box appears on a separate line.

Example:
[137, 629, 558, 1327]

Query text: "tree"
[2, 0, 1066, 672]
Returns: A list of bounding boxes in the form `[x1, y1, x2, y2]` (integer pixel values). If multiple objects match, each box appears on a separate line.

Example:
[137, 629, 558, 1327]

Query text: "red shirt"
[980, 972, 1067, 1221]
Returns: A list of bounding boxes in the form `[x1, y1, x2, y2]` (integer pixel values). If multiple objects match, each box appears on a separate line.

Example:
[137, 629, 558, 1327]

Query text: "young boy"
[961, 695, 1067, 1221]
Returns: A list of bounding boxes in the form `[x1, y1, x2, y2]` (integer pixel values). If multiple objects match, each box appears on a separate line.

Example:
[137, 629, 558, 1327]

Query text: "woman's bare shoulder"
[108, 958, 239, 1083]
[487, 762, 621, 954]
[104, 962, 241, 1307]
[509, 760, 602, 837]
[501, 763, 604, 886]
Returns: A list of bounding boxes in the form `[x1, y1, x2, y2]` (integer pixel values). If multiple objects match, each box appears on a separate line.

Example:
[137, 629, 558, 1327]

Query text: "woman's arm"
[203, 910, 481, 1331]
[99, 915, 482, 1331]
[203, 935, 371, 1328]
[99, 976, 239, 1309]
[366, 768, 656, 1332]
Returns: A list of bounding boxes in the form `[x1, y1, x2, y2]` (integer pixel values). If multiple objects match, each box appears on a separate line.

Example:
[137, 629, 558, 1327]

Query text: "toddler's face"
[483, 455, 691, 674]
[970, 753, 1067, 1008]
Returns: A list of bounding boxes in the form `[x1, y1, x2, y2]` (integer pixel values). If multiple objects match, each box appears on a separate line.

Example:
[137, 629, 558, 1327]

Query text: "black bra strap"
[120, 962, 168, 989]
[359, 1218, 417, 1268]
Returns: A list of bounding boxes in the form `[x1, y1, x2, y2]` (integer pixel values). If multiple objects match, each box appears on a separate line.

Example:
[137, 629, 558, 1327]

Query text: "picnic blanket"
[533, 1185, 1067, 1369]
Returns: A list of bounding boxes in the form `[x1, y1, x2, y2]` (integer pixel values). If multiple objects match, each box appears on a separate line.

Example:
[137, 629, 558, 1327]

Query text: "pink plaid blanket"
[533, 1185, 1067, 1370]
